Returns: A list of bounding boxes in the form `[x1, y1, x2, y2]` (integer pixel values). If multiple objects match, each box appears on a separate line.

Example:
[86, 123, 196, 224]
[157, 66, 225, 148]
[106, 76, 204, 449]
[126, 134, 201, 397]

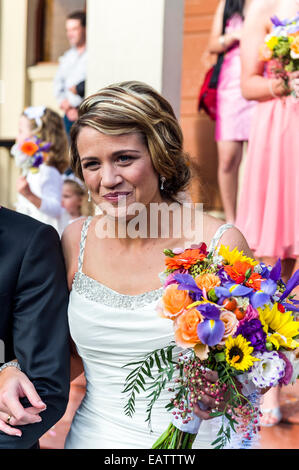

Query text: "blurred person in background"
[54, 11, 87, 138]
[235, 0, 299, 426]
[12, 106, 70, 236]
[208, 0, 256, 224]
[62, 177, 93, 225]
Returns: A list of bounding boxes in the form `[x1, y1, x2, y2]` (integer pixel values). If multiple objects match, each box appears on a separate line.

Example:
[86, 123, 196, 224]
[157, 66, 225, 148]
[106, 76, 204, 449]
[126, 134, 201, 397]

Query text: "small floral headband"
[24, 106, 46, 128]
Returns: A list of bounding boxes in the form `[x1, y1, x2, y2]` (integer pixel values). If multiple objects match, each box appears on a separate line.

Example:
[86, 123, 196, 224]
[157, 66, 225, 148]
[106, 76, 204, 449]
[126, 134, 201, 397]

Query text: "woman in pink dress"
[209, 0, 256, 223]
[235, 0, 299, 426]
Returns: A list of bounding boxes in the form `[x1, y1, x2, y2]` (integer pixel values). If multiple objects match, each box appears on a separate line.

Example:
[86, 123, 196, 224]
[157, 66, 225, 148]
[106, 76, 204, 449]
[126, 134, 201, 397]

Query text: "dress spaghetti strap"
[208, 223, 234, 254]
[78, 216, 93, 272]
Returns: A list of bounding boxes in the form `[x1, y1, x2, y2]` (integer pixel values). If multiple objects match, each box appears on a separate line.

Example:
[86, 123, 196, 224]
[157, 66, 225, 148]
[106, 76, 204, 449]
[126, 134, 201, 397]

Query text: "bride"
[0, 81, 255, 449]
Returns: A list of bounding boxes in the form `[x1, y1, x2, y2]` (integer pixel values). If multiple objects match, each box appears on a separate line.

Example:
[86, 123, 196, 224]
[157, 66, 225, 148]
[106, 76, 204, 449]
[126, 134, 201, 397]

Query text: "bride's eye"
[116, 155, 134, 164]
[82, 160, 100, 169]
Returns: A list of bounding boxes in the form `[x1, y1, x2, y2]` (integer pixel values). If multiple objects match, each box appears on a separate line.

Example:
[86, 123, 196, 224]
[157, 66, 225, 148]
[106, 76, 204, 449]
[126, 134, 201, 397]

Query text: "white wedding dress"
[64, 218, 237, 449]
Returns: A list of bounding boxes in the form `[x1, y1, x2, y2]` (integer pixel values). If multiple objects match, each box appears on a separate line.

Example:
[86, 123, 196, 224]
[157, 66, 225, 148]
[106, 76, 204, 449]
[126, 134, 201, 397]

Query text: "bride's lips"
[102, 191, 133, 203]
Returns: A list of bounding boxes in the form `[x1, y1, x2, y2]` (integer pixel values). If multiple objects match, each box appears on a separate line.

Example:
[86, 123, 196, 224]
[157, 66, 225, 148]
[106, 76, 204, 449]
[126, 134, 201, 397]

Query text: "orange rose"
[219, 311, 239, 345]
[165, 249, 206, 270]
[195, 273, 221, 291]
[291, 36, 299, 55]
[158, 284, 192, 320]
[174, 308, 204, 348]
[20, 141, 39, 156]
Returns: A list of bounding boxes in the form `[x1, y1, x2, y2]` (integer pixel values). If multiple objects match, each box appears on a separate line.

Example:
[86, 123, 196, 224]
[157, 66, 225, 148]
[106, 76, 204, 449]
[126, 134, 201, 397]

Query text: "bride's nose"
[101, 163, 123, 188]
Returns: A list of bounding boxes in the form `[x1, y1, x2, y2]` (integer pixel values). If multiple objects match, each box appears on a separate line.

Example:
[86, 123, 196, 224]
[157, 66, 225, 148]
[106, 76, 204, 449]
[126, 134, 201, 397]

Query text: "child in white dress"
[12, 106, 69, 235]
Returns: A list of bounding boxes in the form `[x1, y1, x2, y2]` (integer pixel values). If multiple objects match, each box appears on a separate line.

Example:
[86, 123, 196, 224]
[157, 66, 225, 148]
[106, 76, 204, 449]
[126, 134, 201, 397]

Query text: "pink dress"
[236, 84, 299, 259]
[215, 14, 256, 141]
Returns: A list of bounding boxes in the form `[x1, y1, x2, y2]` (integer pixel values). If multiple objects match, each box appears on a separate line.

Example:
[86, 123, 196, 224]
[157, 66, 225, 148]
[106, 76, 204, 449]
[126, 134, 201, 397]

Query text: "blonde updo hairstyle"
[24, 108, 69, 174]
[70, 81, 191, 201]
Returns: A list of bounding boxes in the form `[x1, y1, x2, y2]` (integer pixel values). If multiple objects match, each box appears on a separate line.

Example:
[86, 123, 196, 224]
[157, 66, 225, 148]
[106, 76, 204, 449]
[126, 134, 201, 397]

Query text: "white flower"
[253, 265, 263, 274]
[212, 254, 224, 265]
[247, 351, 286, 388]
[291, 49, 299, 60]
[236, 296, 250, 310]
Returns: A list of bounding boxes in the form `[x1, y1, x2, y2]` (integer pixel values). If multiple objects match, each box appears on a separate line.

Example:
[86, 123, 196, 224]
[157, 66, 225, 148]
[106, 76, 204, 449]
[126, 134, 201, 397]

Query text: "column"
[86, 0, 184, 118]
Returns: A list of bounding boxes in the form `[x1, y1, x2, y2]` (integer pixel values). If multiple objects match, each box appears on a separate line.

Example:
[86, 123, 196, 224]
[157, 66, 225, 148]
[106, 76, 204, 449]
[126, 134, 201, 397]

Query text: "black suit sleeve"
[0, 224, 70, 448]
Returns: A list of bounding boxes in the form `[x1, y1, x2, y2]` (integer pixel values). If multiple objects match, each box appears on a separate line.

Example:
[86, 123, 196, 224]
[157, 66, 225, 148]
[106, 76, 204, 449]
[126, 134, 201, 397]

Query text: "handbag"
[198, 0, 232, 120]
[197, 66, 218, 121]
[197, 54, 224, 121]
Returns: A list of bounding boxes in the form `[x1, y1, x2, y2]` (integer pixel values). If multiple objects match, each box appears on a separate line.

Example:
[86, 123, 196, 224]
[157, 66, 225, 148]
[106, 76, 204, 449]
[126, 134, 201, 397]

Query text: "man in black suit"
[0, 206, 70, 448]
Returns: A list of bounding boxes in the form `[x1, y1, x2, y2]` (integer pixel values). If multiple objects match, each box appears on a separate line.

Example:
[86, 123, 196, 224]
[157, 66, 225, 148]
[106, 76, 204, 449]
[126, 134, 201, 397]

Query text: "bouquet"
[123, 243, 299, 449]
[259, 12, 299, 91]
[11, 136, 51, 176]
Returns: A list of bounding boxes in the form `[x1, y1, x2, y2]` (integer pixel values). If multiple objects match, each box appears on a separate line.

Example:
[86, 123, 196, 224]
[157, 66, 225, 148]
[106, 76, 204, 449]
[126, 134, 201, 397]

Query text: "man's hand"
[0, 367, 47, 436]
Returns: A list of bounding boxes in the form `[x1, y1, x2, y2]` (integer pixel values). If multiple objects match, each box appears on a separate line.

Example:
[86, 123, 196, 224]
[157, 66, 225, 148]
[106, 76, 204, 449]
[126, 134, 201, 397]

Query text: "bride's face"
[77, 127, 163, 219]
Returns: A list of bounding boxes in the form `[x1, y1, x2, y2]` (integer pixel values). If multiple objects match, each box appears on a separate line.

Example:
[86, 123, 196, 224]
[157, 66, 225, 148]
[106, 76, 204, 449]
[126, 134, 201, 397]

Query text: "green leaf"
[154, 352, 162, 371]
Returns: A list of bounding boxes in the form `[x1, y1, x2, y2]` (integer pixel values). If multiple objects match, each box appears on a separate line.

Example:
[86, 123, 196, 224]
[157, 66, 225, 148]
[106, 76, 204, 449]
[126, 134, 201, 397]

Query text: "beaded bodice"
[71, 216, 234, 309]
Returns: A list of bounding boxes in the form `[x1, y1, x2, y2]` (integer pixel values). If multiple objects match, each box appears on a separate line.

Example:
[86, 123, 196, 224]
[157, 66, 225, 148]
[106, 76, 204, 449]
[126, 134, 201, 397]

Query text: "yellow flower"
[218, 245, 258, 267]
[258, 303, 299, 350]
[225, 335, 259, 371]
[266, 36, 279, 50]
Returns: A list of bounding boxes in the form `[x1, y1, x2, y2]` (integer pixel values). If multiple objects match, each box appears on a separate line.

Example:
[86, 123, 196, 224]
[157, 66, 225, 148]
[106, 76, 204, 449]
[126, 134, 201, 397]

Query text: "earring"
[160, 176, 166, 191]
[88, 190, 92, 202]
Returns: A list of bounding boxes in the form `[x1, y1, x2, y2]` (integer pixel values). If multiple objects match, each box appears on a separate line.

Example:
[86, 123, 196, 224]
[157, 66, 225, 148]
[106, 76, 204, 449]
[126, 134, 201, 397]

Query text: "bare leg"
[217, 140, 243, 224]
[260, 387, 281, 426]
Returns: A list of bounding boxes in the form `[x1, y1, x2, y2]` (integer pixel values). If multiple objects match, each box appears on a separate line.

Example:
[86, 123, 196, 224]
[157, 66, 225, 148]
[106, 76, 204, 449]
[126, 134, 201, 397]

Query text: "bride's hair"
[69, 81, 191, 201]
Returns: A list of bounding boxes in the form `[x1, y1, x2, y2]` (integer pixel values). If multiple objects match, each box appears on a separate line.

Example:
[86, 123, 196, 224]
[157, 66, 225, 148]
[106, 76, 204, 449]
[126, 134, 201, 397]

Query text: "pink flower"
[278, 352, 294, 386]
[238, 304, 259, 328]
[163, 269, 188, 288]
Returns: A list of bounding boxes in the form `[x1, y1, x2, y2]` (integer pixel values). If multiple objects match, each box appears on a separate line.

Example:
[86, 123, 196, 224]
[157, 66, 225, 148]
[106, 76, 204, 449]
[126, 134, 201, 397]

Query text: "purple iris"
[214, 283, 252, 306]
[250, 279, 277, 309]
[39, 142, 51, 152]
[32, 155, 43, 167]
[196, 304, 225, 347]
[271, 15, 288, 27]
[279, 268, 299, 302]
[173, 273, 203, 302]
[235, 318, 267, 352]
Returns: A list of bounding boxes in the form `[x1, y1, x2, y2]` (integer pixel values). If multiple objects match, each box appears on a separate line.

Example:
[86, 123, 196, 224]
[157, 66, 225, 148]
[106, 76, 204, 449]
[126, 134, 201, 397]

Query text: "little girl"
[12, 106, 69, 235]
[62, 178, 88, 225]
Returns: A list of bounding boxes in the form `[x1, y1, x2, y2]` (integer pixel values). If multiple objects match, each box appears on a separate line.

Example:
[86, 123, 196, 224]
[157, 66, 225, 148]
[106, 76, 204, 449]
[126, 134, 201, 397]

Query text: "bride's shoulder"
[61, 218, 88, 281]
[61, 217, 87, 247]
[246, 0, 276, 20]
[203, 213, 253, 256]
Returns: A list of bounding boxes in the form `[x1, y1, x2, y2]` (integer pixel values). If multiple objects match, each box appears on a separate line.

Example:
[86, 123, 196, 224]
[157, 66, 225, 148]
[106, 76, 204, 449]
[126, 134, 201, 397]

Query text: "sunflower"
[219, 245, 258, 267]
[225, 335, 259, 371]
[258, 303, 299, 350]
